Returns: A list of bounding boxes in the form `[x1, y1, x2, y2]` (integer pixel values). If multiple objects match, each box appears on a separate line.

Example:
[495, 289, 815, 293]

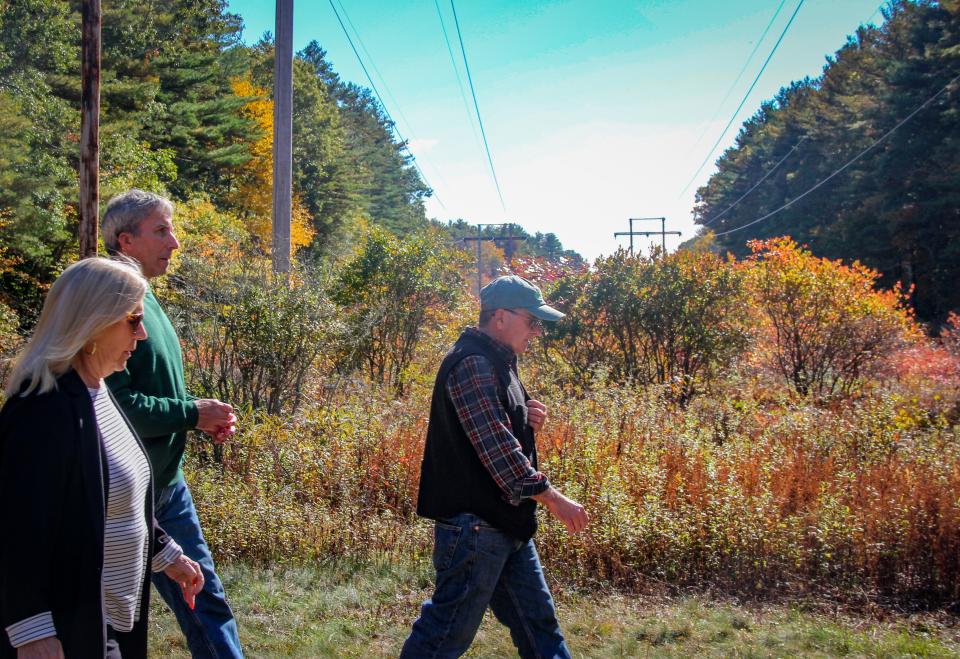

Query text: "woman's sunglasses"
[126, 312, 145, 329]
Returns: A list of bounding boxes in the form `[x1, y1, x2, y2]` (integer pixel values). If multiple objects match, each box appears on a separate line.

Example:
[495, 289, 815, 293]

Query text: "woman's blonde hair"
[5, 256, 147, 397]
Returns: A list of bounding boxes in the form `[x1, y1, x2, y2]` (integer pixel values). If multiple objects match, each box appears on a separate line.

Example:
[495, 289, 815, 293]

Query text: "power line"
[334, 0, 414, 136]
[865, 1, 886, 27]
[333, 0, 454, 205]
[679, 0, 806, 197]
[713, 71, 960, 238]
[449, 0, 507, 211]
[326, 0, 446, 210]
[700, 136, 807, 228]
[685, 0, 788, 159]
[433, 0, 483, 155]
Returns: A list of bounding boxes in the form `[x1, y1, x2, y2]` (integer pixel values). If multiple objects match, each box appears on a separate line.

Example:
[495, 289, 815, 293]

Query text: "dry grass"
[187, 379, 960, 609]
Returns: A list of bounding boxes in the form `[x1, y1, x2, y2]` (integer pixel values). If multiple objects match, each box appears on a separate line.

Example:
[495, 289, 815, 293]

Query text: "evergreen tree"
[694, 0, 960, 322]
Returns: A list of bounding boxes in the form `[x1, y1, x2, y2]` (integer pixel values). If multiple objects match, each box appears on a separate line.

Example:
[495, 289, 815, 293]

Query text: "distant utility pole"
[272, 0, 293, 274]
[79, 0, 101, 258]
[460, 223, 526, 294]
[614, 216, 681, 255]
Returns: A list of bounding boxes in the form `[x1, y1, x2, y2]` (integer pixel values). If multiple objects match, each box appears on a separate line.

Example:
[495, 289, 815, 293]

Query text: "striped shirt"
[5, 384, 181, 648]
[446, 328, 549, 505]
[92, 383, 154, 632]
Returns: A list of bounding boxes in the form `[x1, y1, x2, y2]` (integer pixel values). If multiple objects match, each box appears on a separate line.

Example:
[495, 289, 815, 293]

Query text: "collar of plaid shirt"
[465, 327, 517, 365]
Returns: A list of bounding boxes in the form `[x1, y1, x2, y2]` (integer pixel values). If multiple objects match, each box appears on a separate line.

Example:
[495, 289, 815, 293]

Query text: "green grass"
[148, 561, 960, 658]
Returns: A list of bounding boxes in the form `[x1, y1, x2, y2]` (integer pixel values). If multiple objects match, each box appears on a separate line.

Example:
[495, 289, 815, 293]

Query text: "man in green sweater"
[103, 190, 244, 658]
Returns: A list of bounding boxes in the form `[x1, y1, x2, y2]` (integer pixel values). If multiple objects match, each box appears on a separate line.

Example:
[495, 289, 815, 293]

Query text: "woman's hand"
[163, 555, 204, 610]
[17, 637, 63, 659]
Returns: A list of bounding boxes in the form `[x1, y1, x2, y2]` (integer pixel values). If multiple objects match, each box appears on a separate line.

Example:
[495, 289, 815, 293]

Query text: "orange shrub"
[743, 237, 920, 397]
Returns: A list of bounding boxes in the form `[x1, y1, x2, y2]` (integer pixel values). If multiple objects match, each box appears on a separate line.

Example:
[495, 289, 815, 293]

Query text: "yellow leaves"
[228, 75, 314, 251]
[174, 198, 249, 266]
[291, 200, 315, 248]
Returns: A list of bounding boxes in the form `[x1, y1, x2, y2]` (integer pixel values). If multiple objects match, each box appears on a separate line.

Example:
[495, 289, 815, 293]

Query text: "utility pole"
[272, 0, 293, 274]
[460, 223, 526, 294]
[614, 216, 681, 255]
[79, 0, 101, 258]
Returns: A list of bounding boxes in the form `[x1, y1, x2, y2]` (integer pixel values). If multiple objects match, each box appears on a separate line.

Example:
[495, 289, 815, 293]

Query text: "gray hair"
[5, 257, 147, 397]
[479, 309, 497, 327]
[101, 189, 174, 254]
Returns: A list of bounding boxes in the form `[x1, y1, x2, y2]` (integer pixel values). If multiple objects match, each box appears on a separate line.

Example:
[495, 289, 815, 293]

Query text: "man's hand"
[17, 637, 63, 659]
[532, 486, 589, 534]
[527, 399, 548, 433]
[195, 399, 236, 438]
[212, 424, 236, 445]
[163, 555, 204, 610]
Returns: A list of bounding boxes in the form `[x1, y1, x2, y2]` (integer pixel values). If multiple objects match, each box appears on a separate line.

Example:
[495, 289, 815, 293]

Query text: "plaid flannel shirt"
[445, 328, 549, 505]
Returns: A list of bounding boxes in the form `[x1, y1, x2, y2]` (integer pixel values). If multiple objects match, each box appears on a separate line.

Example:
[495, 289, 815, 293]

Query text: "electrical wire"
[449, 0, 507, 211]
[333, 0, 456, 206]
[865, 1, 886, 27]
[700, 135, 807, 228]
[334, 0, 415, 137]
[434, 0, 484, 155]
[713, 71, 960, 238]
[326, 0, 447, 210]
[685, 0, 789, 159]
[679, 0, 806, 197]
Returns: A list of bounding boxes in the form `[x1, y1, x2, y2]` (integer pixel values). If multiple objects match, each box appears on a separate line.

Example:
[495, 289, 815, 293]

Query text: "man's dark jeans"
[152, 480, 243, 658]
[401, 512, 570, 659]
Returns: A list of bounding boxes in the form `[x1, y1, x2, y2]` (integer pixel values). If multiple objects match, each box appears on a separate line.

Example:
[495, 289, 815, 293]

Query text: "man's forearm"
[111, 388, 198, 436]
[532, 485, 589, 534]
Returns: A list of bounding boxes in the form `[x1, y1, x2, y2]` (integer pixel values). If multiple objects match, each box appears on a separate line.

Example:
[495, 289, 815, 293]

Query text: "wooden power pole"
[460, 223, 525, 294]
[272, 0, 293, 274]
[614, 216, 681, 255]
[79, 0, 101, 258]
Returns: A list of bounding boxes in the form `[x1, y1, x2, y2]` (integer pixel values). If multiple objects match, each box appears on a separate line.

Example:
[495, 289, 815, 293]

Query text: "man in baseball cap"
[402, 275, 588, 658]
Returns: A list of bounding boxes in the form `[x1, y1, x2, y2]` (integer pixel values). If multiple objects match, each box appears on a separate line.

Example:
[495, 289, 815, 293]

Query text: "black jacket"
[417, 330, 539, 541]
[0, 369, 175, 658]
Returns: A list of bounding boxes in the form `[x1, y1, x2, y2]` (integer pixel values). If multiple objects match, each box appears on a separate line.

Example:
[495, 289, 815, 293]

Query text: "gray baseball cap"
[480, 275, 565, 321]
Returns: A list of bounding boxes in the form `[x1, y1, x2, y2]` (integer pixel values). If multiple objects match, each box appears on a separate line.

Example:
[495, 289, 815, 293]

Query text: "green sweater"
[106, 288, 199, 486]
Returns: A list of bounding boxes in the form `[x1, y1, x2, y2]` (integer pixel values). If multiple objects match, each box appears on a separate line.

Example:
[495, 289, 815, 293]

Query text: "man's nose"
[168, 232, 181, 250]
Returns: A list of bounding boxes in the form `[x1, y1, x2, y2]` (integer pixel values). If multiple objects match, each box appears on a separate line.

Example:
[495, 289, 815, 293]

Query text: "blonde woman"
[1, 257, 203, 659]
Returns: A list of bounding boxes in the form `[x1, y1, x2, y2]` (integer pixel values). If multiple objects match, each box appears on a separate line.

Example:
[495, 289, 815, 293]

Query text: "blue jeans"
[152, 480, 243, 658]
[401, 513, 570, 659]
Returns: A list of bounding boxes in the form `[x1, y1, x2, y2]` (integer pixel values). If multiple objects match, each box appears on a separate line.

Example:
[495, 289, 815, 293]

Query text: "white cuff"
[151, 539, 184, 572]
[6, 611, 56, 648]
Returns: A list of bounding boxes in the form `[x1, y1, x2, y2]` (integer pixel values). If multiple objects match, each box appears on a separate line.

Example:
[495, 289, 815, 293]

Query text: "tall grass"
[186, 374, 960, 609]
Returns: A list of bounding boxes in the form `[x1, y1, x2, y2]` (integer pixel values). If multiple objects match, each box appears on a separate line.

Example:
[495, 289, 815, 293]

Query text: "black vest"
[416, 330, 539, 541]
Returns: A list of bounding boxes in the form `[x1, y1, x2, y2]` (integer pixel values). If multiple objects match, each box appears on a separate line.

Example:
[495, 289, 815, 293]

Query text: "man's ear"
[117, 231, 134, 251]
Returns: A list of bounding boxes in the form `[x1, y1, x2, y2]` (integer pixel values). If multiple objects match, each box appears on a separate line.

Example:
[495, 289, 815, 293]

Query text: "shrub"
[743, 237, 920, 397]
[186, 390, 433, 564]
[504, 254, 587, 290]
[0, 300, 21, 395]
[330, 226, 468, 395]
[544, 248, 749, 400]
[187, 378, 960, 608]
[942, 312, 960, 356]
[164, 199, 333, 416]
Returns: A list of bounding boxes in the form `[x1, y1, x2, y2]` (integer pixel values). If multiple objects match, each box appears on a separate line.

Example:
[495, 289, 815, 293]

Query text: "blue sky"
[226, 0, 885, 261]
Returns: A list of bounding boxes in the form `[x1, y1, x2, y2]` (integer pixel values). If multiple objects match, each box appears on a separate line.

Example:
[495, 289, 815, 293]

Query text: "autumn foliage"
[544, 248, 748, 400]
[229, 76, 315, 251]
[743, 237, 919, 397]
[158, 228, 960, 610]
